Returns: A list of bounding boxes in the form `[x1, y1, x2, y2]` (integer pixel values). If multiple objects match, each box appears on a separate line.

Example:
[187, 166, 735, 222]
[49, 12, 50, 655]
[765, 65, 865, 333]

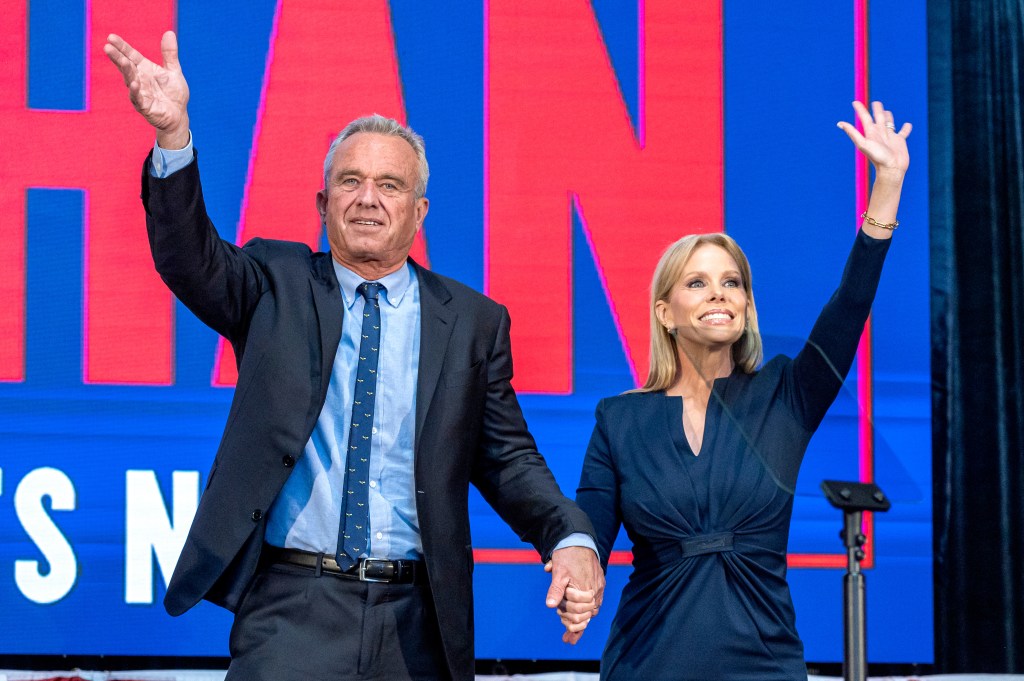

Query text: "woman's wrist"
[872, 167, 906, 186]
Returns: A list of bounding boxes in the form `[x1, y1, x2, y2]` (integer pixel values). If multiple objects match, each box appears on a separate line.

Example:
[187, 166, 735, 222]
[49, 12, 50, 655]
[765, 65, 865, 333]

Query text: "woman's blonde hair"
[639, 232, 763, 392]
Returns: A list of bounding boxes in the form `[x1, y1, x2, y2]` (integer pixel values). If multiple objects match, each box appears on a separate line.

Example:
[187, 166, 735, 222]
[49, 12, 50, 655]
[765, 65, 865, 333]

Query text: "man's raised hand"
[103, 31, 190, 149]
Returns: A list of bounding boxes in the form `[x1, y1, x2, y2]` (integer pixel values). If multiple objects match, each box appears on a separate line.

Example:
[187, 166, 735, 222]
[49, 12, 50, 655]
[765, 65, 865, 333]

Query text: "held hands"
[837, 100, 911, 181]
[103, 31, 190, 149]
[544, 546, 605, 644]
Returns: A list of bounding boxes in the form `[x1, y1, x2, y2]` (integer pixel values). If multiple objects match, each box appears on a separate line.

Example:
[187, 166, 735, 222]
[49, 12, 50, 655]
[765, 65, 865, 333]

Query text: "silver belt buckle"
[358, 558, 392, 583]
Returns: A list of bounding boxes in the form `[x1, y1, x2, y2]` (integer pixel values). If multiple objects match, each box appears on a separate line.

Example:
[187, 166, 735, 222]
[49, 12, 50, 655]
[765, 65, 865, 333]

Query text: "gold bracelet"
[861, 211, 899, 231]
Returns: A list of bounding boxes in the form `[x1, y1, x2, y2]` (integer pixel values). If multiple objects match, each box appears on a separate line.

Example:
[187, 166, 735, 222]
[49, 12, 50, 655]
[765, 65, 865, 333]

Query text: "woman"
[567, 101, 910, 680]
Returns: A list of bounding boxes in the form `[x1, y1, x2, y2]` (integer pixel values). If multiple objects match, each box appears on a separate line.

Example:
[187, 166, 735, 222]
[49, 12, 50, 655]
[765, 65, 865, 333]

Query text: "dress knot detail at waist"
[679, 531, 734, 557]
[637, 531, 736, 565]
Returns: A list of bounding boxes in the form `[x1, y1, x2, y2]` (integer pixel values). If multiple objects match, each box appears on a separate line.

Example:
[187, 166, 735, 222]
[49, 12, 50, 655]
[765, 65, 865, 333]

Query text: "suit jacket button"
[282, 455, 295, 468]
[251, 509, 263, 521]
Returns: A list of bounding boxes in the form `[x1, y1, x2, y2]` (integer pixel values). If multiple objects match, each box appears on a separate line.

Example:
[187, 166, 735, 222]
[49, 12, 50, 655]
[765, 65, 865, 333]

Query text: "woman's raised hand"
[837, 100, 911, 180]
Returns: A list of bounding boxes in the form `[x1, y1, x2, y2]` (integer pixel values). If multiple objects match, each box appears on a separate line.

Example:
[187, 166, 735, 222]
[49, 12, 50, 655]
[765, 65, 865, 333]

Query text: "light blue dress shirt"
[266, 261, 423, 558]
[151, 137, 595, 560]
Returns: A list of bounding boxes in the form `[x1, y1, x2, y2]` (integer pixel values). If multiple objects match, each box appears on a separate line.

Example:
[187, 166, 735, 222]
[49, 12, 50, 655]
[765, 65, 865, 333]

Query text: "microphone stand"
[820, 480, 892, 681]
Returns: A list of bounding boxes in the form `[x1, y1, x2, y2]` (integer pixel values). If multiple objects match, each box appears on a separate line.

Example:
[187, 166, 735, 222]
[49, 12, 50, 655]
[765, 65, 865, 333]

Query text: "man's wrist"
[552, 533, 599, 558]
[156, 119, 191, 151]
[150, 131, 195, 178]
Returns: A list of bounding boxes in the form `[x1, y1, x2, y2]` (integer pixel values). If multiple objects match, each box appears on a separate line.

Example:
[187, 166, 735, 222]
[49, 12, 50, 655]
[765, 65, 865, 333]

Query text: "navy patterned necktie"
[337, 281, 384, 570]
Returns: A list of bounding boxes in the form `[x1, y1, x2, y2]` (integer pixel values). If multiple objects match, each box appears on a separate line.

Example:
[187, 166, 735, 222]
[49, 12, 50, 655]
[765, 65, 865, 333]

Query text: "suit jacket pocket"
[442, 359, 484, 389]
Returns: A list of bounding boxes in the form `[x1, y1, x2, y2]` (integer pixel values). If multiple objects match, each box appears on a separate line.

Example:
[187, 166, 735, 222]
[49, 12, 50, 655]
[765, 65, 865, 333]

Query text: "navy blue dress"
[577, 230, 891, 680]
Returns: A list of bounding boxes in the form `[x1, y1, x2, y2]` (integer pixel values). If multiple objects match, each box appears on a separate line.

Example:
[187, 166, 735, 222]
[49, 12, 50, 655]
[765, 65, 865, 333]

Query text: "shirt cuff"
[552, 532, 599, 557]
[149, 131, 195, 178]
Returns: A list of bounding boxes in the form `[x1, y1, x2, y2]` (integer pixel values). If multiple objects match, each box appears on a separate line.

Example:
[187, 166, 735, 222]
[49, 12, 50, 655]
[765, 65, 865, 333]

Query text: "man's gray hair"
[322, 114, 430, 198]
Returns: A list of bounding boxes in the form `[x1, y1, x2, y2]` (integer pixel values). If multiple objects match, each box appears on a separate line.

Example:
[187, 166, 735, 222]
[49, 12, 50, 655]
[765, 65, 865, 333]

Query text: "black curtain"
[930, 0, 1024, 672]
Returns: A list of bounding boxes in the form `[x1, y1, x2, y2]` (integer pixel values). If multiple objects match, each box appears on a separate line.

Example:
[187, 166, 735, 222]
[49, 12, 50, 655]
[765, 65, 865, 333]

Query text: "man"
[104, 30, 603, 681]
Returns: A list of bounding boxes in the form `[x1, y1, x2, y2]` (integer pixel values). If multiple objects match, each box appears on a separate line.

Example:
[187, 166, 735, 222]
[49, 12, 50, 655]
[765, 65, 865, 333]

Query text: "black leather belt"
[263, 545, 427, 584]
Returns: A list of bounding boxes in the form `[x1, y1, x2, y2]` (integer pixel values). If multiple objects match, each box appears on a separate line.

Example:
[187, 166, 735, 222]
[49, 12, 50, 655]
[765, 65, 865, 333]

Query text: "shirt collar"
[331, 258, 414, 310]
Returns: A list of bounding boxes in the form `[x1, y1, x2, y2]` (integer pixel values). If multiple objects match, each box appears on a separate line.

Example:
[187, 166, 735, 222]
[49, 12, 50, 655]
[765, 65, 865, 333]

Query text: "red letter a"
[214, 0, 425, 386]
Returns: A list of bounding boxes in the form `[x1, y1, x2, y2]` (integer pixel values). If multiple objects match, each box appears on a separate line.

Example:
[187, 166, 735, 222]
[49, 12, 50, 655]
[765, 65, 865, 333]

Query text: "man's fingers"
[105, 34, 131, 58]
[545, 580, 566, 608]
[107, 34, 144, 67]
[103, 34, 149, 90]
[102, 44, 130, 75]
[102, 43, 123, 67]
[160, 30, 181, 72]
[103, 39, 134, 75]
[548, 547, 603, 644]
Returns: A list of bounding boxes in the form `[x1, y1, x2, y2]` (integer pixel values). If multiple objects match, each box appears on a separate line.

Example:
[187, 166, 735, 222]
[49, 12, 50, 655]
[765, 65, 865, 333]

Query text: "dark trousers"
[226, 561, 451, 681]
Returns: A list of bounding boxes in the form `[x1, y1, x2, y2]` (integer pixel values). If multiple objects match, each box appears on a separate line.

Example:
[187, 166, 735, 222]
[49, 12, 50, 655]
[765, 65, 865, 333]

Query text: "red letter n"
[486, 0, 723, 391]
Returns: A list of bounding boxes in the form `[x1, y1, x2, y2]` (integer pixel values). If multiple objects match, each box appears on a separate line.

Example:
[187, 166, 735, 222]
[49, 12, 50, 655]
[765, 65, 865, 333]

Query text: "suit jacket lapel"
[413, 260, 456, 452]
[310, 252, 344, 396]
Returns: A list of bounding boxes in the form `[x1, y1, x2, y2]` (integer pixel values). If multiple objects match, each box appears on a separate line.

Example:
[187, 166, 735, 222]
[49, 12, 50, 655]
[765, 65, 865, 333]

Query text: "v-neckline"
[663, 371, 734, 457]
[666, 394, 714, 458]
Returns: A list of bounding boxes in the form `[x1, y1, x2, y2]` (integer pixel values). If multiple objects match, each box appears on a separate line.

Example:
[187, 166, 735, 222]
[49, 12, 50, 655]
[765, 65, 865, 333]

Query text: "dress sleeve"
[575, 399, 622, 570]
[787, 229, 892, 429]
